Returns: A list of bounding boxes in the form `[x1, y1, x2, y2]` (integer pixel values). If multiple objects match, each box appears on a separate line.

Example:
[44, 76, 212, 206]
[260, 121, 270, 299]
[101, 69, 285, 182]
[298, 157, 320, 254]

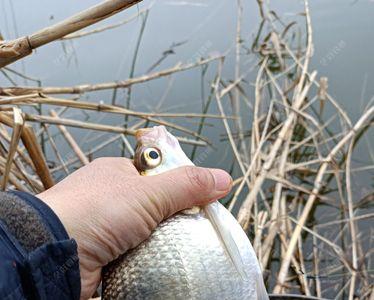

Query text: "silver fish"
[102, 126, 268, 300]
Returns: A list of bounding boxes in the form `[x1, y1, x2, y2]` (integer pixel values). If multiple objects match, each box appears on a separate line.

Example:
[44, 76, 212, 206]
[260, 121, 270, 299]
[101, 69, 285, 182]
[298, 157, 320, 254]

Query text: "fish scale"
[102, 206, 261, 299]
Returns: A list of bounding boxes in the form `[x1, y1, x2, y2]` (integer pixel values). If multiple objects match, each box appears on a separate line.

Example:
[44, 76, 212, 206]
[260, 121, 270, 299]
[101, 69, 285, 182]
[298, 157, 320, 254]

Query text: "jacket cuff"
[11, 190, 70, 242]
[1, 191, 82, 299]
[27, 239, 81, 300]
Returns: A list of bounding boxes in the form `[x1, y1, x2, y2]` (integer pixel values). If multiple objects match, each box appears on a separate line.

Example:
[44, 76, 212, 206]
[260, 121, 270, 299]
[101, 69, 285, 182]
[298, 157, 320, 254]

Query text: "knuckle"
[185, 166, 214, 195]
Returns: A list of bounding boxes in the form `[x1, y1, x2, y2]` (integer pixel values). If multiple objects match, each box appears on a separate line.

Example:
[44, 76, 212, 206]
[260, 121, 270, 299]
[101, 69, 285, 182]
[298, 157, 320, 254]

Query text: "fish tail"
[203, 202, 248, 280]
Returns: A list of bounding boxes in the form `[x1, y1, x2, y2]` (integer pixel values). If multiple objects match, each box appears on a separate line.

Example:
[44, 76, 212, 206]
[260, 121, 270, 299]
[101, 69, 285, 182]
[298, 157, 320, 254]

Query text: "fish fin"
[182, 206, 201, 215]
[255, 269, 269, 300]
[203, 202, 248, 280]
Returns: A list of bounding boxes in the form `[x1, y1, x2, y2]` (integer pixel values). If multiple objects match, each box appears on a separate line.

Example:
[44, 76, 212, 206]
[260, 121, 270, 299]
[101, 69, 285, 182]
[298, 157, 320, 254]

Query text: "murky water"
[1, 0, 373, 151]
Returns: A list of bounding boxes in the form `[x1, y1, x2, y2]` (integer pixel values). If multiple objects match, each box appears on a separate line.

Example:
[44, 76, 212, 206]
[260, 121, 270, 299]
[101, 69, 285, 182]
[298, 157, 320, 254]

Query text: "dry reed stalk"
[43, 125, 69, 175]
[253, 210, 268, 265]
[50, 119, 148, 173]
[235, 0, 373, 295]
[296, 205, 311, 296]
[261, 138, 291, 269]
[239, 62, 316, 214]
[233, 0, 248, 163]
[237, 0, 315, 230]
[229, 101, 279, 213]
[0, 56, 221, 95]
[260, 86, 316, 268]
[0, 106, 16, 111]
[0, 93, 40, 101]
[312, 227, 322, 298]
[287, 216, 352, 271]
[0, 112, 54, 188]
[2, 67, 41, 85]
[50, 134, 122, 173]
[61, 4, 152, 40]
[0, 161, 30, 192]
[273, 106, 374, 293]
[0, 139, 43, 193]
[0, 154, 26, 189]
[1, 107, 24, 190]
[5, 100, 210, 143]
[214, 60, 252, 194]
[0, 124, 36, 171]
[315, 213, 374, 228]
[345, 140, 358, 300]
[250, 59, 266, 167]
[248, 59, 266, 216]
[120, 135, 135, 157]
[0, 95, 232, 120]
[21, 113, 207, 146]
[49, 110, 90, 166]
[0, 0, 142, 67]
[278, 230, 309, 294]
[122, 7, 149, 155]
[237, 70, 316, 230]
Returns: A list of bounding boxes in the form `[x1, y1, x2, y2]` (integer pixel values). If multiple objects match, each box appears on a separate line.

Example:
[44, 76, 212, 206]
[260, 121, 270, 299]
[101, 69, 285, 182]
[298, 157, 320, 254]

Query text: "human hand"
[37, 157, 232, 299]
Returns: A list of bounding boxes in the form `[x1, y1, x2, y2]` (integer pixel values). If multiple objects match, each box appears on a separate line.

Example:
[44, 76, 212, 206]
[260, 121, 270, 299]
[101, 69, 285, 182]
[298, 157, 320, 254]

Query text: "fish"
[102, 126, 268, 300]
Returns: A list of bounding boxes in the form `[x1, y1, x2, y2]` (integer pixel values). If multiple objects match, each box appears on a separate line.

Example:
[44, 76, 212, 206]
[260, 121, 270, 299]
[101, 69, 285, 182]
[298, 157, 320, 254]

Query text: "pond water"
[1, 0, 373, 161]
[0, 0, 373, 297]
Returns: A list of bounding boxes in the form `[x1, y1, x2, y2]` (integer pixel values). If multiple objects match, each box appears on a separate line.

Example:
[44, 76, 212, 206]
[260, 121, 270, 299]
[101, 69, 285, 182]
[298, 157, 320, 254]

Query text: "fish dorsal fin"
[203, 202, 248, 280]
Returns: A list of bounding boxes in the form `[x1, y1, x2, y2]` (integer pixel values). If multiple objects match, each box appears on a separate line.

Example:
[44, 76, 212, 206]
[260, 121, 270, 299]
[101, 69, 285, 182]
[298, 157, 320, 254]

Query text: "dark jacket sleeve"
[0, 191, 80, 300]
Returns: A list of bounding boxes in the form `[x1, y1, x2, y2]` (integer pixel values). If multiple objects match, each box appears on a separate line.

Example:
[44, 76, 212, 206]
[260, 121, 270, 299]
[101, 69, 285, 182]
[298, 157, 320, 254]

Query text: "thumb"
[143, 166, 232, 218]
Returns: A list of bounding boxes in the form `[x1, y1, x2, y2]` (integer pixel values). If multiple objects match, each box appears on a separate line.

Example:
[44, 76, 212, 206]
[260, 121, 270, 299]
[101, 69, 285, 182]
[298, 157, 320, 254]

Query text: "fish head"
[134, 126, 193, 176]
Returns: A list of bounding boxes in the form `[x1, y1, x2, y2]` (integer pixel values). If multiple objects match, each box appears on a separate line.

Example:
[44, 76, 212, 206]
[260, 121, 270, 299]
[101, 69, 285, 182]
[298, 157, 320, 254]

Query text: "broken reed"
[0, 0, 373, 299]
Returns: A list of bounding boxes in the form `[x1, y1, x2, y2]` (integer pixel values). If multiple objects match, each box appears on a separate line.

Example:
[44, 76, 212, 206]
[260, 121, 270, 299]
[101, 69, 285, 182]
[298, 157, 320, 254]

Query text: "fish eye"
[141, 147, 162, 169]
[148, 150, 159, 160]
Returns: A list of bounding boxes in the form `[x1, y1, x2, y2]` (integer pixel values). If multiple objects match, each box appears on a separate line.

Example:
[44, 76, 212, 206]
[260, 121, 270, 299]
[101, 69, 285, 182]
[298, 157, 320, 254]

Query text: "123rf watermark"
[319, 40, 346, 66]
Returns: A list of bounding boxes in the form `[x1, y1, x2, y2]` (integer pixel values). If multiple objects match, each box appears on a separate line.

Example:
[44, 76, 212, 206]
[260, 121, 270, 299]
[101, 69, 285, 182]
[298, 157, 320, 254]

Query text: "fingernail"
[210, 169, 232, 192]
